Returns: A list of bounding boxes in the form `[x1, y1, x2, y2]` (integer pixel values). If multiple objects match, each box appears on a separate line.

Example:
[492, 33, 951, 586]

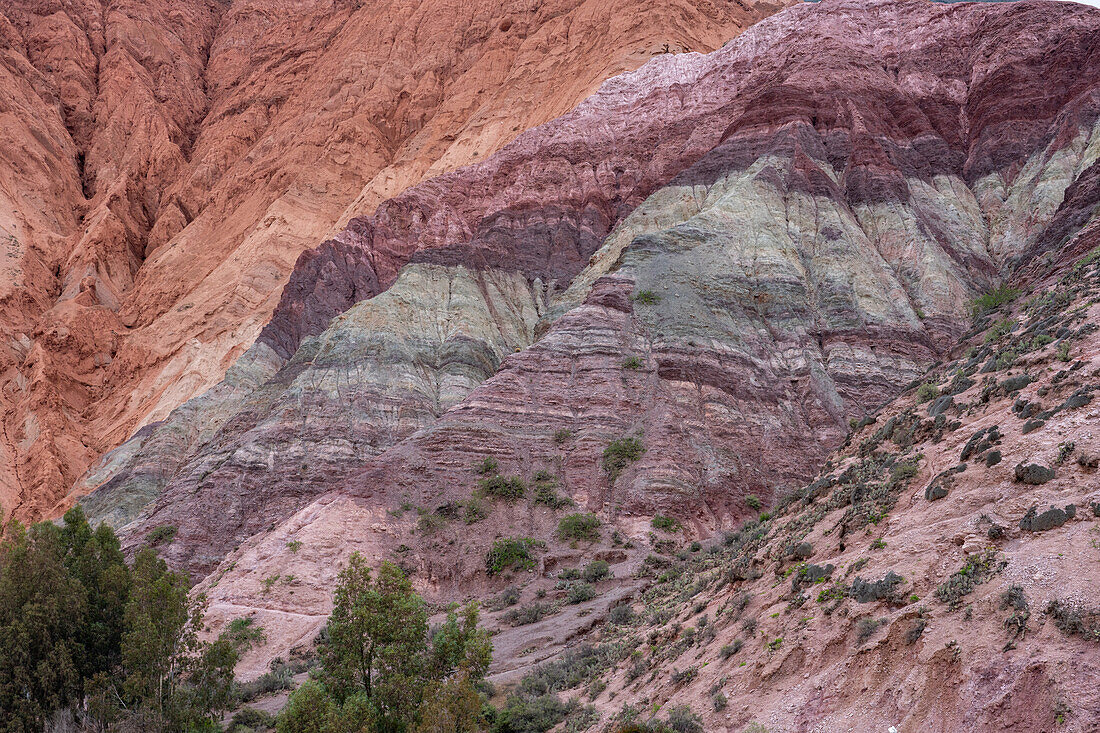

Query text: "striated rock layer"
[85, 0, 1100, 573]
[69, 1, 1100, 720]
[0, 0, 786, 522]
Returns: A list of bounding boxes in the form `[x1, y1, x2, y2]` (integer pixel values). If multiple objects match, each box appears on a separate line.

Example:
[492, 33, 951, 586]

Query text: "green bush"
[971, 284, 1021, 317]
[567, 583, 596, 604]
[493, 693, 572, 733]
[487, 538, 544, 575]
[479, 475, 526, 502]
[651, 514, 680, 532]
[557, 513, 601, 542]
[476, 458, 499, 475]
[744, 495, 762, 512]
[915, 382, 939, 404]
[631, 290, 660, 305]
[602, 437, 645, 481]
[464, 497, 489, 524]
[146, 524, 178, 546]
[553, 429, 573, 445]
[582, 560, 612, 583]
[622, 356, 643, 370]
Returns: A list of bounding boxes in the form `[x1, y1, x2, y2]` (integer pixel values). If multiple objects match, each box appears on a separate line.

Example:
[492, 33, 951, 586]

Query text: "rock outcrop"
[0, 0, 786, 522]
[82, 0, 1100, 588]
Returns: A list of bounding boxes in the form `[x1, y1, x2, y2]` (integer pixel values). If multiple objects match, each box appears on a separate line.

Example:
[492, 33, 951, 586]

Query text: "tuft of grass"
[631, 290, 661, 305]
[745, 494, 762, 512]
[286, 540, 302, 553]
[622, 356, 643, 370]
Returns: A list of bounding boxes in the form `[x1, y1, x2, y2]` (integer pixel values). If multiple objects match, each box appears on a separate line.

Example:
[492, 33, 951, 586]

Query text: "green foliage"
[567, 583, 596, 605]
[744, 495, 762, 512]
[287, 540, 303, 553]
[226, 617, 267, 652]
[935, 550, 1005, 610]
[553, 429, 574, 445]
[651, 514, 680, 532]
[480, 475, 527, 502]
[582, 560, 611, 583]
[0, 507, 236, 731]
[622, 356, 643, 370]
[463, 497, 489, 524]
[146, 524, 178, 546]
[602, 437, 645, 482]
[283, 555, 493, 732]
[631, 290, 661, 305]
[984, 319, 1013, 343]
[532, 472, 574, 510]
[915, 382, 939, 404]
[475, 458, 499, 475]
[557, 513, 601, 542]
[493, 693, 573, 733]
[971, 284, 1021, 317]
[487, 538, 544, 575]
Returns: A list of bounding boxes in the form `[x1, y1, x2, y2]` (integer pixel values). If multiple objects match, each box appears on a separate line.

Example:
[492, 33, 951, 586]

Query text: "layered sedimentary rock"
[85, 0, 1100, 589]
[0, 0, 784, 522]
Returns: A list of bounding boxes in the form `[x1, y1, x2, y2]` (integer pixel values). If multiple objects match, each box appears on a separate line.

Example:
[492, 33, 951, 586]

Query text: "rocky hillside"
[0, 0, 785, 523]
[20, 0, 1100, 728]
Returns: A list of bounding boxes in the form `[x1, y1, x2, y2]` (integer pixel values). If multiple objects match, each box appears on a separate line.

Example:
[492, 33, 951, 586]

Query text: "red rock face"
[81, 0, 1100, 596]
[0, 0, 787, 522]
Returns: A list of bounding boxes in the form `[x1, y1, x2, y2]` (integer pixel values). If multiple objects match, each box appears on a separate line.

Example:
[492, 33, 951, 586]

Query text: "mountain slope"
[59, 3, 1100, 711]
[0, 0, 787, 522]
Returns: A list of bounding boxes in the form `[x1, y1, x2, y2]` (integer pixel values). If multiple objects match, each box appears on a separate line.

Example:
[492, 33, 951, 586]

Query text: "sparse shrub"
[744, 494, 762, 511]
[147, 524, 178, 546]
[417, 513, 445, 533]
[971, 284, 1021, 317]
[1045, 600, 1100, 642]
[711, 690, 728, 711]
[480, 474, 526, 501]
[632, 290, 661, 305]
[602, 437, 645, 482]
[476, 457, 499, 475]
[226, 617, 266, 651]
[984, 319, 1013, 343]
[906, 618, 927, 645]
[228, 706, 275, 731]
[503, 603, 551, 627]
[490, 586, 521, 611]
[582, 560, 612, 583]
[486, 537, 544, 575]
[915, 382, 939, 404]
[558, 513, 601, 542]
[567, 583, 597, 605]
[670, 665, 698, 685]
[856, 617, 885, 644]
[495, 693, 572, 732]
[464, 497, 489, 523]
[622, 356, 643, 370]
[719, 640, 742, 659]
[935, 550, 1005, 609]
[553, 429, 574, 445]
[651, 514, 680, 532]
[286, 540, 302, 553]
[662, 704, 704, 733]
[608, 605, 634, 625]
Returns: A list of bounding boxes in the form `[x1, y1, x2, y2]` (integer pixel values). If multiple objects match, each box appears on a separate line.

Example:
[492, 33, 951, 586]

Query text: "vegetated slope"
[523, 244, 1100, 732]
[81, 0, 1100, 696]
[0, 0, 785, 524]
